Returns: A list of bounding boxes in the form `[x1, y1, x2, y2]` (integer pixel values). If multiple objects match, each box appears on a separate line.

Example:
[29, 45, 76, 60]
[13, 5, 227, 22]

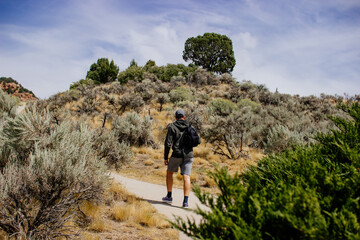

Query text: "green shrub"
[237, 98, 261, 112]
[169, 87, 194, 103]
[118, 65, 144, 83]
[174, 103, 360, 239]
[208, 98, 237, 116]
[69, 78, 95, 90]
[86, 58, 119, 84]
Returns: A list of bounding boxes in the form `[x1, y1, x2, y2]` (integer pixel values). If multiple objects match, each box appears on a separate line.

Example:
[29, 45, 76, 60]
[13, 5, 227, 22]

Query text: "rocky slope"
[0, 77, 37, 101]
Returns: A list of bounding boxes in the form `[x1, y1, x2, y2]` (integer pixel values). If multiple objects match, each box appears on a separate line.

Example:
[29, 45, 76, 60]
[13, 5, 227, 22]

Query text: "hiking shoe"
[182, 202, 189, 208]
[162, 196, 173, 204]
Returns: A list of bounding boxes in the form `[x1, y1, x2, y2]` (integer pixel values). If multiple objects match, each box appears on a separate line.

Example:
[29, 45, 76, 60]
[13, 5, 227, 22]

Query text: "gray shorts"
[167, 157, 194, 176]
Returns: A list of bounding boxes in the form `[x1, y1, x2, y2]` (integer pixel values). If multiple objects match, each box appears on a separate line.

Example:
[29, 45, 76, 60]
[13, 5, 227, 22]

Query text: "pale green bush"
[263, 124, 305, 153]
[0, 106, 108, 239]
[0, 89, 18, 119]
[112, 112, 155, 147]
[93, 128, 133, 169]
[208, 98, 237, 116]
[169, 87, 195, 103]
[204, 109, 261, 159]
[219, 73, 235, 84]
[156, 93, 170, 112]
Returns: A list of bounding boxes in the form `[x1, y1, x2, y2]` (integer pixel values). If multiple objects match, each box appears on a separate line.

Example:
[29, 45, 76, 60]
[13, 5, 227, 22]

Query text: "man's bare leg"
[166, 170, 174, 192]
[183, 174, 191, 197]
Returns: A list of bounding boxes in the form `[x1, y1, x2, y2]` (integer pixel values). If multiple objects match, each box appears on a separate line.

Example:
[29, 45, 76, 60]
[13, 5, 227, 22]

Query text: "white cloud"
[0, 0, 359, 98]
[232, 32, 258, 49]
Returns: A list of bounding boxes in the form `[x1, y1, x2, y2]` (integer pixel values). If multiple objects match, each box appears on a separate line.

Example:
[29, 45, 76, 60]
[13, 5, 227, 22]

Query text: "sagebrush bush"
[76, 94, 101, 116]
[129, 94, 145, 112]
[190, 68, 218, 86]
[169, 87, 194, 103]
[208, 98, 237, 116]
[156, 93, 170, 112]
[203, 109, 261, 159]
[70, 78, 95, 90]
[174, 102, 360, 240]
[0, 106, 108, 239]
[219, 73, 235, 84]
[237, 98, 261, 113]
[263, 124, 305, 153]
[118, 64, 144, 83]
[0, 88, 18, 119]
[112, 112, 155, 147]
[185, 108, 205, 132]
[134, 79, 155, 103]
[92, 128, 133, 169]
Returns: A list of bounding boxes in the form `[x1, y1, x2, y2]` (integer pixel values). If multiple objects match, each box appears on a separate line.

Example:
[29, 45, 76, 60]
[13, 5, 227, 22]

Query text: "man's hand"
[164, 159, 169, 166]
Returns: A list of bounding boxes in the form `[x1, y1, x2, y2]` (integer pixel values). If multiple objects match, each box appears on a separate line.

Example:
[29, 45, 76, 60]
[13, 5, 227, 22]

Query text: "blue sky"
[1, 0, 359, 99]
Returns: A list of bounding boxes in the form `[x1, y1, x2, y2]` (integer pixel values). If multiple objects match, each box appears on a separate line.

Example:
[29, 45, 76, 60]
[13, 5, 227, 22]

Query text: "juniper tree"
[86, 58, 119, 84]
[183, 33, 236, 74]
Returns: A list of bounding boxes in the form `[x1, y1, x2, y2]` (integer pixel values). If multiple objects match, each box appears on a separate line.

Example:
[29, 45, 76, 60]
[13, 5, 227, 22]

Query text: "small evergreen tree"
[86, 58, 119, 84]
[183, 33, 236, 74]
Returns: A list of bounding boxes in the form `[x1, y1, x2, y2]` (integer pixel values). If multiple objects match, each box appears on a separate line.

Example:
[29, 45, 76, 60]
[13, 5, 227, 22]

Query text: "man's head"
[175, 109, 186, 120]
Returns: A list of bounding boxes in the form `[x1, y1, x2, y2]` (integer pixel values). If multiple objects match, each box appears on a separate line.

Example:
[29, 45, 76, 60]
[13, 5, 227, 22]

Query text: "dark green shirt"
[164, 120, 194, 160]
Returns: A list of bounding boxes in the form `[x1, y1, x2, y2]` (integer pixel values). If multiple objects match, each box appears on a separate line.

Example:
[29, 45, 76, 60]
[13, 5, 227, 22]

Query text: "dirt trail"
[16, 103, 26, 114]
[110, 173, 208, 240]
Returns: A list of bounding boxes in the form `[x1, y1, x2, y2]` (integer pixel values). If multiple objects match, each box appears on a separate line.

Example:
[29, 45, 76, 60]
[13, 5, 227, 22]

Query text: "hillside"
[35, 65, 351, 189]
[0, 77, 37, 101]
[1, 64, 358, 239]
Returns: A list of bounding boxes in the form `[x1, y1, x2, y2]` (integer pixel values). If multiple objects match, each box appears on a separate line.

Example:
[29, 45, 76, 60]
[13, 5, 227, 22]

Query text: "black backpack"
[180, 124, 201, 148]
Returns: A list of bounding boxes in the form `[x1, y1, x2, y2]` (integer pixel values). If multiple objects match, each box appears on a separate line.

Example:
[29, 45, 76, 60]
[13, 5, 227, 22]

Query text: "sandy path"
[110, 173, 208, 240]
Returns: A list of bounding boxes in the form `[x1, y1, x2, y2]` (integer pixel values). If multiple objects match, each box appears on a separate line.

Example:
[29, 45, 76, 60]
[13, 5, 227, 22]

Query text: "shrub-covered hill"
[31, 64, 355, 189]
[0, 88, 176, 239]
[0, 77, 37, 101]
[40, 66, 346, 156]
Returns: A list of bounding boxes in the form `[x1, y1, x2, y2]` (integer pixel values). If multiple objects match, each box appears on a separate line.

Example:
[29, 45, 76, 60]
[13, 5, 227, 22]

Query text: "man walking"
[162, 109, 196, 208]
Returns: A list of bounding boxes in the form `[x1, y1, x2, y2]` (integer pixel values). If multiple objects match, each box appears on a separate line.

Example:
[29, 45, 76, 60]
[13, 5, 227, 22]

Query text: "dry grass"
[0, 231, 8, 240]
[119, 140, 264, 193]
[144, 159, 155, 166]
[111, 201, 171, 228]
[73, 181, 178, 239]
[79, 232, 101, 240]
